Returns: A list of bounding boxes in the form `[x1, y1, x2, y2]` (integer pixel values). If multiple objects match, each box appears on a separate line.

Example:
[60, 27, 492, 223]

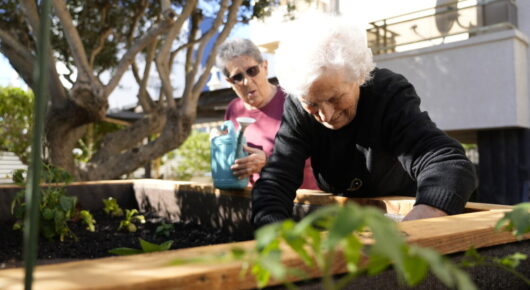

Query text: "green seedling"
[118, 209, 145, 232]
[79, 210, 96, 232]
[10, 165, 92, 241]
[109, 238, 173, 256]
[102, 197, 124, 217]
[155, 222, 175, 238]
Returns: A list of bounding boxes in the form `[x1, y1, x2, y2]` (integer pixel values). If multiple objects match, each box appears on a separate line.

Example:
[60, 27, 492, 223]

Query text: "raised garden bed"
[0, 209, 241, 269]
[0, 179, 529, 289]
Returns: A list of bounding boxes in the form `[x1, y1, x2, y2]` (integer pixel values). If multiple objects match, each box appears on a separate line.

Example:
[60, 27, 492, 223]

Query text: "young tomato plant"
[118, 209, 145, 232]
[10, 164, 95, 241]
[172, 203, 475, 290]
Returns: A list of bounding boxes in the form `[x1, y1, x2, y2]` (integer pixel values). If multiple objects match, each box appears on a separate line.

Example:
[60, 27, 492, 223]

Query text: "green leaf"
[255, 250, 286, 283]
[231, 247, 246, 260]
[109, 247, 143, 256]
[127, 223, 137, 232]
[59, 195, 75, 211]
[366, 253, 391, 275]
[80, 210, 96, 232]
[452, 268, 478, 290]
[255, 222, 283, 250]
[342, 235, 362, 273]
[495, 203, 530, 238]
[281, 221, 313, 266]
[42, 207, 54, 220]
[494, 252, 528, 269]
[326, 205, 363, 249]
[251, 263, 272, 288]
[401, 247, 428, 286]
[461, 247, 484, 267]
[139, 238, 173, 252]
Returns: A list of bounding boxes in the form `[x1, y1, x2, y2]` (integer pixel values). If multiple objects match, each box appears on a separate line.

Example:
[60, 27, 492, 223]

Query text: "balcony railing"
[368, 0, 517, 55]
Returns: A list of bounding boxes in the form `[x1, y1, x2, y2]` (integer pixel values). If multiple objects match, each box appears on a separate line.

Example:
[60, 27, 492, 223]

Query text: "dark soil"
[0, 209, 244, 269]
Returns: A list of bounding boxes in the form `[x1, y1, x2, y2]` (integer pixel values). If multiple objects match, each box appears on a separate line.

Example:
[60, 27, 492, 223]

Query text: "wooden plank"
[399, 210, 530, 254]
[1, 208, 528, 290]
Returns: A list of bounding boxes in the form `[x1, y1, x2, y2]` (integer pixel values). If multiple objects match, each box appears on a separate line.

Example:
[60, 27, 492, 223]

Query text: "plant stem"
[487, 261, 530, 285]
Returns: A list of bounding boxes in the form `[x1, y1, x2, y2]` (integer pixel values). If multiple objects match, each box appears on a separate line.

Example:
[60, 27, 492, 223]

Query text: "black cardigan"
[251, 68, 478, 227]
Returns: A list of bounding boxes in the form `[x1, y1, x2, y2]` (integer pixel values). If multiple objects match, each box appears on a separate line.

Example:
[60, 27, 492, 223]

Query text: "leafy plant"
[155, 222, 175, 238]
[10, 164, 93, 241]
[172, 203, 475, 290]
[102, 197, 124, 217]
[118, 209, 145, 233]
[495, 202, 530, 239]
[109, 238, 173, 256]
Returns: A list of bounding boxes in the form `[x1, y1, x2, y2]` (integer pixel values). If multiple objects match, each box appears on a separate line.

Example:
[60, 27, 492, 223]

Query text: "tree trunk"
[77, 108, 192, 181]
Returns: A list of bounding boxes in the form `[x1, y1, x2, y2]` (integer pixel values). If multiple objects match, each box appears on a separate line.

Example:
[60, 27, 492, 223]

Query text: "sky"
[0, 0, 442, 110]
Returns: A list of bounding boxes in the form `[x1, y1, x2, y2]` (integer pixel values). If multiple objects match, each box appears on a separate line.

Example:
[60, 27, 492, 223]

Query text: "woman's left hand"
[231, 145, 267, 179]
[402, 204, 448, 221]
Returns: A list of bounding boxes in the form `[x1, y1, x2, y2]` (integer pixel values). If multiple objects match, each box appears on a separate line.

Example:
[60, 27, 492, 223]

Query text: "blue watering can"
[210, 117, 255, 189]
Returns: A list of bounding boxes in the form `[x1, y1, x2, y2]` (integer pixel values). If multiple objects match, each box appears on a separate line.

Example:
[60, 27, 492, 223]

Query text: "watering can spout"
[235, 117, 256, 158]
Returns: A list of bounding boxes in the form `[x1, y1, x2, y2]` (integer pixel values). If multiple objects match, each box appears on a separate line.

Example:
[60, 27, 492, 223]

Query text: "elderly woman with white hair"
[216, 38, 318, 189]
[251, 15, 478, 227]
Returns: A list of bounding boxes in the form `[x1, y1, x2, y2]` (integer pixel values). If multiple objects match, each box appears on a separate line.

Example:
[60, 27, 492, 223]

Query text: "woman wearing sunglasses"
[251, 14, 478, 227]
[216, 38, 318, 189]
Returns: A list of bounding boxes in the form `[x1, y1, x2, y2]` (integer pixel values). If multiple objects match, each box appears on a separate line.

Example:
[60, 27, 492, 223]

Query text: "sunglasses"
[227, 65, 260, 84]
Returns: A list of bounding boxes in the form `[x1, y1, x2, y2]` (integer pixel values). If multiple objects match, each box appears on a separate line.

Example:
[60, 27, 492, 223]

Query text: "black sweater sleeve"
[251, 96, 311, 227]
[375, 69, 477, 214]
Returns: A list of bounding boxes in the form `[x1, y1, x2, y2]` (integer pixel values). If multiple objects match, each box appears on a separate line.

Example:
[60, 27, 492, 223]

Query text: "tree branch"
[88, 108, 167, 165]
[19, 1, 67, 106]
[103, 15, 176, 97]
[156, 0, 198, 108]
[185, 0, 231, 100]
[126, 0, 148, 46]
[19, 0, 40, 43]
[89, 28, 112, 68]
[181, 0, 242, 118]
[137, 39, 157, 113]
[0, 45, 33, 87]
[52, 0, 94, 82]
[0, 29, 34, 61]
[170, 32, 207, 64]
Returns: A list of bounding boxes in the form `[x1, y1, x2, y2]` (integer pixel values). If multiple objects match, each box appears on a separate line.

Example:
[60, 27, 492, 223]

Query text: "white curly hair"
[275, 13, 375, 97]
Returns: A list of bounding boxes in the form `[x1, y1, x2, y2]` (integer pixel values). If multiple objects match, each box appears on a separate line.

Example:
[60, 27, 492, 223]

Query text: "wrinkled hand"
[402, 204, 447, 222]
[231, 145, 267, 179]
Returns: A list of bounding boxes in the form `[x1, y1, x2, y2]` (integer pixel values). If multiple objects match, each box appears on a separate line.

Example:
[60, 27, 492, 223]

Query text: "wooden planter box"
[0, 179, 529, 289]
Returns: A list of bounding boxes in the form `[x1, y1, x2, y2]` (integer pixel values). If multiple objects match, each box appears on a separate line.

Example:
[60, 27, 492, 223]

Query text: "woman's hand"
[402, 204, 447, 222]
[231, 145, 267, 179]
